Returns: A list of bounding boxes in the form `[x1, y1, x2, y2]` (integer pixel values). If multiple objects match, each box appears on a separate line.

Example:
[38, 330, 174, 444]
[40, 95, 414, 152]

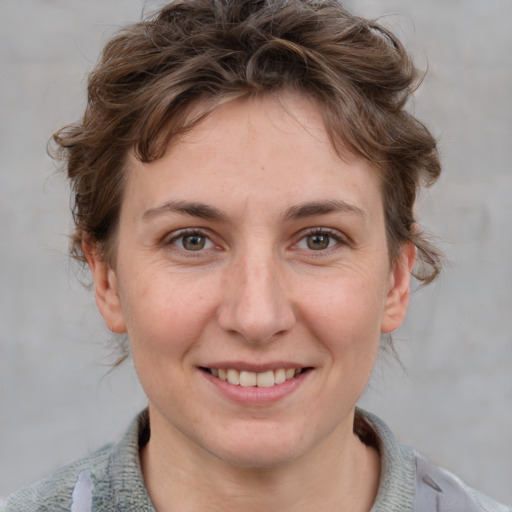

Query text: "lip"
[201, 361, 305, 372]
[199, 364, 312, 405]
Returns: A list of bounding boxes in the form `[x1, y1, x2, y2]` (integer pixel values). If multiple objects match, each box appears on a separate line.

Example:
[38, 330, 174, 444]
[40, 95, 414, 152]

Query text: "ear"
[83, 241, 127, 334]
[381, 242, 416, 334]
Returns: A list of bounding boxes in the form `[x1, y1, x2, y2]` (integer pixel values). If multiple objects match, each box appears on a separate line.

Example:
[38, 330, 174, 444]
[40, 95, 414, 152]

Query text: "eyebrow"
[143, 200, 229, 222]
[283, 200, 367, 221]
[142, 198, 366, 223]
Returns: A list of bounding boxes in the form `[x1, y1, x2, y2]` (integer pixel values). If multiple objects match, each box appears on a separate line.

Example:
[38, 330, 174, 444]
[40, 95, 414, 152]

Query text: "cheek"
[118, 268, 221, 358]
[299, 270, 388, 349]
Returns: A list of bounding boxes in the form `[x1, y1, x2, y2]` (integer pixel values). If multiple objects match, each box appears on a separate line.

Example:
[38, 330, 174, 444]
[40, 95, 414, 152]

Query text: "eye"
[295, 229, 343, 251]
[170, 230, 214, 251]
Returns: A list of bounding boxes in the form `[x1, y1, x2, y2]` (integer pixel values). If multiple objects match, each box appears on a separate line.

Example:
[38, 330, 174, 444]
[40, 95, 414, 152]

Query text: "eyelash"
[166, 229, 215, 253]
[165, 227, 347, 255]
[294, 228, 347, 253]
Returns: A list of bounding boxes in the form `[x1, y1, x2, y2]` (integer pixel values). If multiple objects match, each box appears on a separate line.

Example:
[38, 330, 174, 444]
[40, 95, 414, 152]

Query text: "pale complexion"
[86, 93, 415, 512]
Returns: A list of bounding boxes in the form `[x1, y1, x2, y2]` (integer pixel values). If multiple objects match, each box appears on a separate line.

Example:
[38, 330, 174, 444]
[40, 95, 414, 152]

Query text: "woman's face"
[88, 93, 413, 468]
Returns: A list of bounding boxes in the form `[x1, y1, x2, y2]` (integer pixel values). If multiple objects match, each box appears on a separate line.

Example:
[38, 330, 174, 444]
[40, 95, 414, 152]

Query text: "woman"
[5, 1, 510, 511]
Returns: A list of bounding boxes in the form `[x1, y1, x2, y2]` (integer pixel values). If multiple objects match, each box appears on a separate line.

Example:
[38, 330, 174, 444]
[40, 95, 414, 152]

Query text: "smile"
[202, 368, 309, 387]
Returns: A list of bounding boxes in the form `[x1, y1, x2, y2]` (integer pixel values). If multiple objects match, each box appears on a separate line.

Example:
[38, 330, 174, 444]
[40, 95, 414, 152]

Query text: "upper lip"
[199, 361, 308, 372]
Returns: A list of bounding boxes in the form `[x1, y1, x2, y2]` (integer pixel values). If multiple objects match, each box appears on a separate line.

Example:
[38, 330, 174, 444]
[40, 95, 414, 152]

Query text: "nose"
[216, 248, 296, 344]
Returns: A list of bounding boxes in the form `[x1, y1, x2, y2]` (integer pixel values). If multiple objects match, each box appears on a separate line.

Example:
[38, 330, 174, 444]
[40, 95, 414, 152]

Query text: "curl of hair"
[53, 0, 442, 283]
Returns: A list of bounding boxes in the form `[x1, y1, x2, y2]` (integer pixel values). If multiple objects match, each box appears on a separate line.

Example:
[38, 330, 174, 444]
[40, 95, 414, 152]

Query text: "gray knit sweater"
[5, 409, 510, 512]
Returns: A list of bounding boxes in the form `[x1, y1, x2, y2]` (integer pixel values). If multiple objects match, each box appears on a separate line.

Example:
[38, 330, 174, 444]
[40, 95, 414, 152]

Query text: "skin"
[85, 92, 415, 512]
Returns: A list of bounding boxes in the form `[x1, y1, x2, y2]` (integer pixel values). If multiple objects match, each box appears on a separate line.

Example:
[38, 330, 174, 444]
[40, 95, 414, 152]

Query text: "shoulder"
[356, 409, 511, 512]
[4, 443, 113, 512]
[413, 450, 511, 512]
[4, 410, 154, 512]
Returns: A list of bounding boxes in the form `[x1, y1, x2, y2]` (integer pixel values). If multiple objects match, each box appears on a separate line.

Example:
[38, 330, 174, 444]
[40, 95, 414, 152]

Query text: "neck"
[140, 409, 380, 512]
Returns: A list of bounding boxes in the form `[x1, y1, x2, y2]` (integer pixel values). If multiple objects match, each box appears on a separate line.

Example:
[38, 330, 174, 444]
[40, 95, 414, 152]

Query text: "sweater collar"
[356, 408, 416, 512]
[108, 408, 415, 512]
[96, 409, 155, 511]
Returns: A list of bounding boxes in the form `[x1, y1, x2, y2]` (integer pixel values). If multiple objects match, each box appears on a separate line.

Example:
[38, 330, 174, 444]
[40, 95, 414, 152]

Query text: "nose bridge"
[217, 241, 295, 343]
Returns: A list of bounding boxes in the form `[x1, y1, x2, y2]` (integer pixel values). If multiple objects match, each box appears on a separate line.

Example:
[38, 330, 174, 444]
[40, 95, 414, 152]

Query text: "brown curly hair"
[53, 0, 442, 283]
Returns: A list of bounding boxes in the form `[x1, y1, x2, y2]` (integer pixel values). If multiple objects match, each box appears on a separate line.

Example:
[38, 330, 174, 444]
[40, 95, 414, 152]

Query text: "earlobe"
[381, 242, 416, 334]
[83, 241, 127, 334]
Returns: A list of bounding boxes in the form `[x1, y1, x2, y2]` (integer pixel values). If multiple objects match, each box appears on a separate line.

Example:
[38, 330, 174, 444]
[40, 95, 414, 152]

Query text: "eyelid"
[165, 228, 217, 252]
[292, 227, 349, 251]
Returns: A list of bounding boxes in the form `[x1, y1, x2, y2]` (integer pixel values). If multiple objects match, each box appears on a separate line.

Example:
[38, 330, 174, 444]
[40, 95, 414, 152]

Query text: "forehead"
[123, 92, 383, 223]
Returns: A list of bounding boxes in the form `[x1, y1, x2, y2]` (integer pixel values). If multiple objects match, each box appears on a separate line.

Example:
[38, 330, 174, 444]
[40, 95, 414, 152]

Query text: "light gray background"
[1, 0, 511, 504]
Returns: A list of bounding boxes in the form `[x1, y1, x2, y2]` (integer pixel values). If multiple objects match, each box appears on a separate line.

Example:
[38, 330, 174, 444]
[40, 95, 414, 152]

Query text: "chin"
[204, 425, 307, 469]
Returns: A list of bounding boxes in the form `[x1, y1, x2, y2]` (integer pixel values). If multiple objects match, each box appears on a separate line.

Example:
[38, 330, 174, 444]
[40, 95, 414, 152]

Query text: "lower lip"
[200, 369, 311, 405]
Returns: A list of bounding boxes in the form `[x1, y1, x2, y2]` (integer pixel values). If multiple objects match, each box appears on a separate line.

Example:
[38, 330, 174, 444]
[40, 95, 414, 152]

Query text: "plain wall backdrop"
[1, 0, 511, 504]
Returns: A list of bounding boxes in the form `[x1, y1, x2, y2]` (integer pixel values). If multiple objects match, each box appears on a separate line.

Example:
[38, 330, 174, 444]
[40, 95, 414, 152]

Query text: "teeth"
[274, 368, 286, 384]
[227, 369, 240, 385]
[257, 370, 274, 387]
[210, 368, 303, 387]
[239, 370, 257, 387]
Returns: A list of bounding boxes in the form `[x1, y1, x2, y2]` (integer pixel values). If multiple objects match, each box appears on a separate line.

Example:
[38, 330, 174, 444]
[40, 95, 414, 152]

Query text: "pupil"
[307, 234, 329, 250]
[183, 234, 205, 250]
